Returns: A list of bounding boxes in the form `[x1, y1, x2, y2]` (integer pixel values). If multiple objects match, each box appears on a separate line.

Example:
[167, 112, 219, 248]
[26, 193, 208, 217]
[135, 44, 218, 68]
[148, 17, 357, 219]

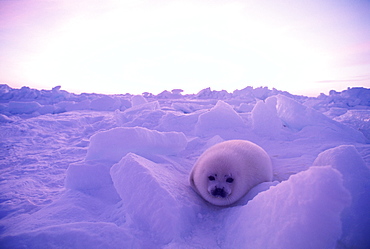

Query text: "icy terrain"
[0, 85, 369, 249]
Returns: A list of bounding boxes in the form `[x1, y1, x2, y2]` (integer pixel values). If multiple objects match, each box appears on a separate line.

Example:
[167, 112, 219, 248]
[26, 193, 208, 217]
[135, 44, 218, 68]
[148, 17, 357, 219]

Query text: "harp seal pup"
[189, 140, 272, 206]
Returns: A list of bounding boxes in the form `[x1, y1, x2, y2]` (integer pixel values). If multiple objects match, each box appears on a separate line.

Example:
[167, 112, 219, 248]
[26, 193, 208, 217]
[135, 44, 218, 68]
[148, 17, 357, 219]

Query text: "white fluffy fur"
[189, 140, 272, 206]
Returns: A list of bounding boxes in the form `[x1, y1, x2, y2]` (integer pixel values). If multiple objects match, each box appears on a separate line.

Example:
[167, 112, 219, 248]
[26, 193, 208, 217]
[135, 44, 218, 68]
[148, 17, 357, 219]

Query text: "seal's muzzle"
[211, 187, 227, 198]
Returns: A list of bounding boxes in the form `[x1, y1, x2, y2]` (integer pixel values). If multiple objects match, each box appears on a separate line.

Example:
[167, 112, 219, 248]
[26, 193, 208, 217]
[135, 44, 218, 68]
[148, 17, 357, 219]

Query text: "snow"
[1, 84, 370, 248]
[85, 127, 188, 162]
[195, 100, 247, 139]
[131, 95, 147, 107]
[313, 145, 370, 248]
[8, 101, 42, 114]
[223, 166, 351, 249]
[251, 96, 282, 137]
[90, 96, 121, 111]
[110, 153, 196, 245]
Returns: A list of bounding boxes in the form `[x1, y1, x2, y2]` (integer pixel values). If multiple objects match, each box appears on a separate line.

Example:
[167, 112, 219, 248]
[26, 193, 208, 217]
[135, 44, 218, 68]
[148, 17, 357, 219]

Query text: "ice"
[110, 153, 196, 245]
[0, 113, 13, 123]
[222, 166, 351, 249]
[55, 100, 91, 113]
[8, 101, 42, 114]
[251, 96, 282, 137]
[156, 89, 184, 99]
[65, 160, 121, 202]
[90, 96, 121, 111]
[117, 102, 165, 129]
[276, 94, 366, 142]
[328, 87, 370, 107]
[276, 94, 332, 130]
[171, 102, 194, 113]
[1, 85, 370, 248]
[313, 145, 370, 248]
[131, 95, 148, 106]
[85, 126, 188, 162]
[122, 100, 160, 117]
[235, 102, 254, 113]
[156, 111, 202, 135]
[194, 87, 231, 99]
[0, 222, 139, 249]
[195, 100, 247, 139]
[333, 109, 370, 140]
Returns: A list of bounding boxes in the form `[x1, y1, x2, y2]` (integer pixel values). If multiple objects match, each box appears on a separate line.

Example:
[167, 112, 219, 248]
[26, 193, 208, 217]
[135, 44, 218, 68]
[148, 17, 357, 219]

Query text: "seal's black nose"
[211, 188, 227, 198]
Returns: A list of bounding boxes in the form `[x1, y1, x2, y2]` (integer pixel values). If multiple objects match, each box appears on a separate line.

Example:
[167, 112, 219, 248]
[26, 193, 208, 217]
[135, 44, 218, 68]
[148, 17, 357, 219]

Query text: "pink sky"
[1, 0, 370, 96]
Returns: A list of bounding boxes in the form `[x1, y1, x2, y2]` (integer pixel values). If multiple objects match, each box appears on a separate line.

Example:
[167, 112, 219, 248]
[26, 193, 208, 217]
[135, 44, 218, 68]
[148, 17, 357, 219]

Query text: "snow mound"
[85, 127, 187, 162]
[223, 166, 350, 249]
[313, 145, 370, 248]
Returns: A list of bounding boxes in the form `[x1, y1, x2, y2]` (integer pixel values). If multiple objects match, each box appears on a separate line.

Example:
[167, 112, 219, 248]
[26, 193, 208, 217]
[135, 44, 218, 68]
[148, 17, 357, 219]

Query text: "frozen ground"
[0, 85, 369, 248]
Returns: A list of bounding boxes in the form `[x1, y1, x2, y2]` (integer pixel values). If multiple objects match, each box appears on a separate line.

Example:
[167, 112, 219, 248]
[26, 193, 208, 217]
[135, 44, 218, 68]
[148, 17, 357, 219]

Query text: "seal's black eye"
[208, 176, 216, 181]
[226, 177, 234, 183]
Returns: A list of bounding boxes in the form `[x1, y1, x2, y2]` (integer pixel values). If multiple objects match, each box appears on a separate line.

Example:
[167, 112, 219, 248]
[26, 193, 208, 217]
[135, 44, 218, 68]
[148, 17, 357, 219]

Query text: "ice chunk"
[328, 87, 370, 107]
[195, 100, 246, 139]
[153, 89, 183, 99]
[222, 166, 350, 249]
[37, 104, 55, 115]
[156, 111, 202, 135]
[90, 96, 120, 111]
[252, 86, 270, 100]
[110, 153, 195, 244]
[232, 86, 255, 101]
[119, 98, 131, 110]
[55, 100, 91, 112]
[313, 145, 370, 248]
[123, 100, 160, 116]
[276, 94, 366, 142]
[157, 90, 175, 99]
[171, 89, 184, 95]
[65, 160, 120, 202]
[334, 109, 370, 140]
[276, 94, 325, 130]
[131, 95, 147, 106]
[251, 96, 282, 137]
[236, 102, 254, 113]
[0, 84, 12, 94]
[8, 101, 42, 114]
[195, 87, 231, 99]
[85, 127, 187, 162]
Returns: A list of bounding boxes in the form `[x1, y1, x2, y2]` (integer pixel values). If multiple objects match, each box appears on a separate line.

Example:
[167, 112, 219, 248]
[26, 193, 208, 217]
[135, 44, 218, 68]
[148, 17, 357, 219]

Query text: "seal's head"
[207, 173, 234, 198]
[189, 140, 273, 206]
[191, 153, 245, 206]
